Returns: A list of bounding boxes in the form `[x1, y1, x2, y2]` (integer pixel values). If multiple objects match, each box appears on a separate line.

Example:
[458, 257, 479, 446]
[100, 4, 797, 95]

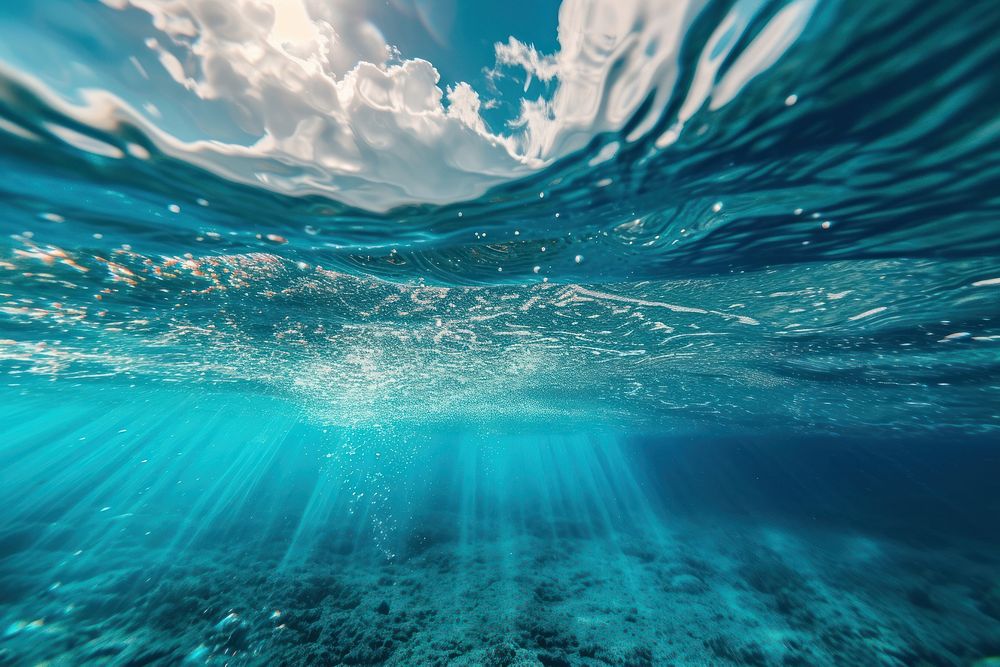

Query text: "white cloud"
[30, 0, 817, 211]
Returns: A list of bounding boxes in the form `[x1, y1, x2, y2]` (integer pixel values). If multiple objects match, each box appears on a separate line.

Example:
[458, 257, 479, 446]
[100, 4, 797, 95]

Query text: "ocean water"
[1, 1, 999, 665]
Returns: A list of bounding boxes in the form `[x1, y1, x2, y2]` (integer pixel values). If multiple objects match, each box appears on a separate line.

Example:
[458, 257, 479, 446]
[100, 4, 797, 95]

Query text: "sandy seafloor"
[1, 391, 998, 666]
[2, 512, 999, 666]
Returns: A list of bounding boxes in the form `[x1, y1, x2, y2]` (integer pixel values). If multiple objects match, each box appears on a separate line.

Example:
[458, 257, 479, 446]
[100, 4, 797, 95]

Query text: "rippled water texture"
[1, 0, 998, 432]
[1, 0, 999, 665]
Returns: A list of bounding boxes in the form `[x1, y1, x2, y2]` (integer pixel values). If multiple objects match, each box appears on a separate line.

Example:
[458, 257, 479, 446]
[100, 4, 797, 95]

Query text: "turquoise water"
[1, 0, 1000, 665]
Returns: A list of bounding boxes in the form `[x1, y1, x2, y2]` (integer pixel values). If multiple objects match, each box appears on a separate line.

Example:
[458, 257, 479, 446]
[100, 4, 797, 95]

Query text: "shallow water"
[1, 1, 999, 665]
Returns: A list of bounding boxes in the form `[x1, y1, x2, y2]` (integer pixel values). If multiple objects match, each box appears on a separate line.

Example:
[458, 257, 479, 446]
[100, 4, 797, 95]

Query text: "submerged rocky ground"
[2, 514, 998, 666]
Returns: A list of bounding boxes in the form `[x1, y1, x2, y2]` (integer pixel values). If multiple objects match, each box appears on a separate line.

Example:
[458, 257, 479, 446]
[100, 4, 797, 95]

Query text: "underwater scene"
[1, 0, 999, 665]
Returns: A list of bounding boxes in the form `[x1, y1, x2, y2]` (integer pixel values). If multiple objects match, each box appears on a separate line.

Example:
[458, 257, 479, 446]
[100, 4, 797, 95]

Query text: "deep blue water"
[1, 0, 999, 665]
